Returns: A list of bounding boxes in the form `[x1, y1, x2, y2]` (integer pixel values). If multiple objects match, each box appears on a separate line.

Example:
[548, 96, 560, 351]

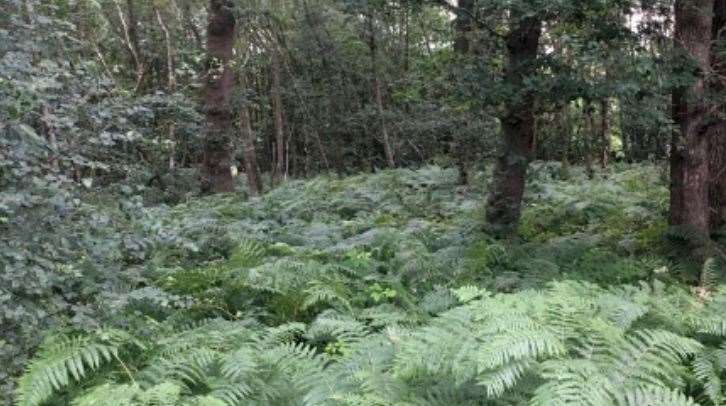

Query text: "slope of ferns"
[17, 163, 726, 405]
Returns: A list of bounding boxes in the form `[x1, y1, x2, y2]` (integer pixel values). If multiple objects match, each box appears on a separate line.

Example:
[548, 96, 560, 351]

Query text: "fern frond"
[475, 328, 566, 370]
[615, 386, 698, 406]
[16, 329, 132, 406]
[532, 359, 613, 406]
[477, 358, 535, 398]
[693, 349, 723, 406]
[228, 239, 266, 269]
[604, 329, 701, 394]
[72, 383, 140, 406]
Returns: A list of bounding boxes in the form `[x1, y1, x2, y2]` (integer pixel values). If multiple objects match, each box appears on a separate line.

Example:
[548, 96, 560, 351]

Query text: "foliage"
[12, 164, 726, 405]
[3, 0, 725, 404]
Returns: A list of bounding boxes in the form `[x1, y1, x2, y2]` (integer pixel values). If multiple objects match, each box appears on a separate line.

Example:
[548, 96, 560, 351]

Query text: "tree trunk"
[452, 0, 475, 184]
[155, 6, 178, 170]
[271, 49, 287, 184]
[366, 11, 395, 169]
[669, 0, 714, 240]
[711, 126, 726, 228]
[559, 103, 571, 163]
[709, 0, 726, 229]
[584, 100, 595, 178]
[600, 98, 610, 169]
[113, 0, 145, 92]
[485, 16, 542, 236]
[240, 104, 262, 196]
[201, 0, 236, 194]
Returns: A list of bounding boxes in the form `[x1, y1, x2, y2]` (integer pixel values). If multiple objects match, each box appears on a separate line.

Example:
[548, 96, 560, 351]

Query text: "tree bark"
[584, 100, 595, 178]
[485, 15, 542, 236]
[366, 11, 395, 169]
[709, 0, 726, 229]
[240, 103, 262, 196]
[452, 0, 475, 184]
[201, 0, 236, 194]
[558, 103, 571, 163]
[669, 0, 714, 240]
[271, 49, 287, 184]
[113, 0, 145, 92]
[155, 6, 178, 170]
[600, 98, 610, 169]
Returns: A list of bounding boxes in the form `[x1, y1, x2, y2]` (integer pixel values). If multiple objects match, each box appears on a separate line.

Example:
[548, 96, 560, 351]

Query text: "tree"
[270, 46, 287, 184]
[669, 0, 715, 241]
[709, 0, 726, 229]
[485, 14, 542, 236]
[600, 98, 610, 169]
[365, 8, 396, 169]
[201, 0, 237, 194]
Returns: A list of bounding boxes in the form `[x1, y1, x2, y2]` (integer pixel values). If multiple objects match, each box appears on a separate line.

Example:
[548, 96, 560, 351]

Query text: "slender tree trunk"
[113, 0, 145, 92]
[618, 98, 633, 162]
[240, 103, 262, 196]
[201, 0, 236, 194]
[366, 12, 395, 168]
[452, 0, 475, 184]
[271, 49, 286, 184]
[600, 98, 610, 169]
[485, 16, 542, 236]
[558, 103, 571, 162]
[584, 100, 595, 178]
[669, 0, 714, 241]
[155, 6, 178, 170]
[373, 77, 395, 168]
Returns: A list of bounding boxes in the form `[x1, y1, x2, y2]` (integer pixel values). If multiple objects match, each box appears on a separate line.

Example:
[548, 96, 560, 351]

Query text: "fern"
[16, 329, 135, 406]
[615, 386, 698, 406]
[228, 239, 267, 269]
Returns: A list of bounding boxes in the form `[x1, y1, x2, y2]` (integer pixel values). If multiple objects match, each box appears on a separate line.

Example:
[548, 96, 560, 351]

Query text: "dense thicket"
[2, 0, 726, 404]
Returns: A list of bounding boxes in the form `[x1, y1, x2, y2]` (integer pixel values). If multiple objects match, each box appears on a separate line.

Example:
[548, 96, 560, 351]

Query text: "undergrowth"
[16, 163, 726, 405]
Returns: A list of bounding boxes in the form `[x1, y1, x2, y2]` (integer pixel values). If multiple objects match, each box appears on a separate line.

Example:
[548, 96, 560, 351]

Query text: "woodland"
[4, 0, 726, 405]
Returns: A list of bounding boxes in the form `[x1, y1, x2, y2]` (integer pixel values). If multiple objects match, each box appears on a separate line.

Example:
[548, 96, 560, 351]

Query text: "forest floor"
[18, 163, 726, 405]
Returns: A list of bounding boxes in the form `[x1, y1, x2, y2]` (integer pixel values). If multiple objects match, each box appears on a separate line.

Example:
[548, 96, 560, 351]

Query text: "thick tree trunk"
[709, 0, 726, 229]
[669, 0, 714, 240]
[201, 0, 236, 194]
[600, 99, 610, 169]
[271, 49, 287, 184]
[485, 16, 541, 236]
